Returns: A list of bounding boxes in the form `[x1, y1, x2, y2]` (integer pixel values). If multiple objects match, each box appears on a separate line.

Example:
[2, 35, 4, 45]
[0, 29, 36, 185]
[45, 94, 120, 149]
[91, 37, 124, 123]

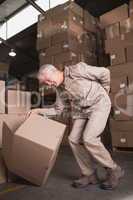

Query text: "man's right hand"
[25, 108, 43, 119]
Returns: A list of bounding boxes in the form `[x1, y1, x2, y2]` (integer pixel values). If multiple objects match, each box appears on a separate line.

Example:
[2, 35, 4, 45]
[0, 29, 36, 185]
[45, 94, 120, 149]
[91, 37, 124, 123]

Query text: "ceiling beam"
[25, 0, 46, 15]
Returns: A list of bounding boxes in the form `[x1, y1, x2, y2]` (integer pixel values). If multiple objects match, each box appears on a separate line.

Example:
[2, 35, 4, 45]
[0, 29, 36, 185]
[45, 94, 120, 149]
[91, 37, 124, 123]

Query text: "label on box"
[61, 22, 68, 29]
[63, 44, 69, 48]
[120, 138, 126, 143]
[115, 110, 121, 115]
[111, 54, 116, 60]
[40, 52, 46, 57]
[120, 83, 126, 89]
[37, 32, 43, 38]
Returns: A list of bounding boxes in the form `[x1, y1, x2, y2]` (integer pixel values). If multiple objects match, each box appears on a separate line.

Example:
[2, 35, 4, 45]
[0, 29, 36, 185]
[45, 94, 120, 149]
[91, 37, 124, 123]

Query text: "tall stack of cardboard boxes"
[37, 0, 100, 70]
[100, 1, 133, 150]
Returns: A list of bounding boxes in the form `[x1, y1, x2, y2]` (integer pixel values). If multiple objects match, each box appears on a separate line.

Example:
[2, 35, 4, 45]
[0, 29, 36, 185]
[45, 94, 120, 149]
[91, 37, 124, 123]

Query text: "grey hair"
[38, 64, 58, 75]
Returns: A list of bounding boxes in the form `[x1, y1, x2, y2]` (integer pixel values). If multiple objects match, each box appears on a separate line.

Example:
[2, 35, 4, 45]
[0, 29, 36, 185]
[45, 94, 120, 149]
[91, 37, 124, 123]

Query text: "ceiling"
[0, 0, 130, 79]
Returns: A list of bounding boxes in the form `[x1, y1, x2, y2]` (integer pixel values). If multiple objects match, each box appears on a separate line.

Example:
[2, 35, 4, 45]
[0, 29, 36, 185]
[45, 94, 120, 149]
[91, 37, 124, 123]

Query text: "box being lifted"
[2, 114, 66, 186]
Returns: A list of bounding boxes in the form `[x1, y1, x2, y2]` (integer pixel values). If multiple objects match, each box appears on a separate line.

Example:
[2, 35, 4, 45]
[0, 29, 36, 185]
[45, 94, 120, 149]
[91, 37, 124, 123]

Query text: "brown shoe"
[100, 166, 125, 190]
[72, 172, 99, 188]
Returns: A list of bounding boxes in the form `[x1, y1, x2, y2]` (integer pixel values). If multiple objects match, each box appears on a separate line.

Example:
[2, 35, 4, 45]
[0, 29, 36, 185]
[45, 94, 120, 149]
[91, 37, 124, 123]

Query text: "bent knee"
[68, 136, 80, 145]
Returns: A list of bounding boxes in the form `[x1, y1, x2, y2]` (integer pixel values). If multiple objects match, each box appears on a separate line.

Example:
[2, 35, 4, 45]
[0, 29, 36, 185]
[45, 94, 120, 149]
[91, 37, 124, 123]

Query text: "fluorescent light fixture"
[9, 49, 16, 57]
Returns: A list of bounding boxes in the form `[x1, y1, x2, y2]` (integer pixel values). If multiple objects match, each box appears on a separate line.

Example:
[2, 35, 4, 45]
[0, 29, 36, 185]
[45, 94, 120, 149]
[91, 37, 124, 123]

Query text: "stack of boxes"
[100, 1, 133, 150]
[37, 0, 100, 70]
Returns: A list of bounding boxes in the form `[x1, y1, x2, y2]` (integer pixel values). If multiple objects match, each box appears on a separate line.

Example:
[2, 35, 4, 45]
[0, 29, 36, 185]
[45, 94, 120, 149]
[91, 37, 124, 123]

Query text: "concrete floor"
[0, 146, 133, 200]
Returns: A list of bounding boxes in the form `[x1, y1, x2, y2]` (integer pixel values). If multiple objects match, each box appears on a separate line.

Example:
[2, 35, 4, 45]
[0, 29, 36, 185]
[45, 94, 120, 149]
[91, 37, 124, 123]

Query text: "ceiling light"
[0, 40, 2, 44]
[9, 49, 16, 57]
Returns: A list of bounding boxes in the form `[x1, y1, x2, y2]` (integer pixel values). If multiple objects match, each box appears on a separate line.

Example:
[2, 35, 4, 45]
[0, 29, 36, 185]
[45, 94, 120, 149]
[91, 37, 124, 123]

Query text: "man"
[28, 62, 124, 190]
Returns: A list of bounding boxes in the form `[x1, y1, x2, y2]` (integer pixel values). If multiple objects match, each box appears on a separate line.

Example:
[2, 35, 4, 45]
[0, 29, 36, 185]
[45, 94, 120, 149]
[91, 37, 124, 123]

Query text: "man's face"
[38, 72, 57, 87]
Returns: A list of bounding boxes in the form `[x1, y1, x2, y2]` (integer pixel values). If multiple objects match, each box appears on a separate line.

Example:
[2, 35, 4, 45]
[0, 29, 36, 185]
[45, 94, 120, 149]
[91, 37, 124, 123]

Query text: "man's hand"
[25, 108, 43, 119]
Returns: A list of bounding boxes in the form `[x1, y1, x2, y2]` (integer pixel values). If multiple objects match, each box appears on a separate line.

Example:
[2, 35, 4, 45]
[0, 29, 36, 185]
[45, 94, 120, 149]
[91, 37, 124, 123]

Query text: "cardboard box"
[83, 10, 97, 32]
[110, 76, 128, 93]
[80, 53, 98, 66]
[37, 10, 84, 40]
[126, 45, 133, 62]
[110, 49, 126, 66]
[51, 31, 77, 45]
[105, 23, 120, 39]
[3, 114, 66, 185]
[120, 16, 133, 34]
[0, 114, 26, 148]
[108, 62, 133, 78]
[39, 51, 53, 66]
[110, 119, 133, 147]
[105, 36, 124, 53]
[110, 92, 127, 107]
[0, 81, 5, 114]
[111, 130, 133, 148]
[54, 51, 79, 66]
[129, 0, 133, 17]
[37, 35, 51, 51]
[6, 90, 31, 114]
[111, 107, 133, 121]
[122, 31, 133, 47]
[0, 150, 7, 184]
[38, 1, 83, 21]
[100, 4, 128, 28]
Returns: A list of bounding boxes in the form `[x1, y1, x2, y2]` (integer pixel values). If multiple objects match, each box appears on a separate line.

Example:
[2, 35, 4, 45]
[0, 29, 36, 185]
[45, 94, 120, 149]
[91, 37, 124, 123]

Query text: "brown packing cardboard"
[129, 0, 133, 17]
[38, 1, 83, 21]
[105, 32, 133, 52]
[110, 93, 127, 107]
[54, 51, 79, 66]
[51, 31, 77, 45]
[111, 108, 133, 121]
[80, 53, 98, 66]
[6, 90, 31, 114]
[0, 150, 7, 184]
[83, 10, 97, 33]
[110, 119, 133, 132]
[110, 119, 133, 147]
[126, 45, 133, 62]
[3, 114, 66, 185]
[39, 51, 53, 66]
[120, 16, 133, 34]
[111, 130, 133, 148]
[37, 36, 51, 51]
[105, 23, 120, 40]
[105, 36, 124, 54]
[0, 114, 26, 148]
[110, 49, 126, 66]
[0, 81, 5, 114]
[52, 32, 97, 53]
[37, 10, 84, 39]
[100, 4, 128, 28]
[121, 31, 133, 47]
[110, 76, 128, 93]
[108, 62, 133, 78]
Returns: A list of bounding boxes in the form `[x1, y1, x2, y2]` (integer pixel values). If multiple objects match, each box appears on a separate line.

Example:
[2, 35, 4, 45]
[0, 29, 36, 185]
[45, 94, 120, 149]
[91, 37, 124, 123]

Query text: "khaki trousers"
[68, 99, 117, 176]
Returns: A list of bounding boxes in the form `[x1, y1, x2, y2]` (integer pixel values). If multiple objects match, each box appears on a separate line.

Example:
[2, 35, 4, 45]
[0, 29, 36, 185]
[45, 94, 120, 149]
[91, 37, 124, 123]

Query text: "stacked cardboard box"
[37, 1, 99, 69]
[100, 2, 133, 149]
